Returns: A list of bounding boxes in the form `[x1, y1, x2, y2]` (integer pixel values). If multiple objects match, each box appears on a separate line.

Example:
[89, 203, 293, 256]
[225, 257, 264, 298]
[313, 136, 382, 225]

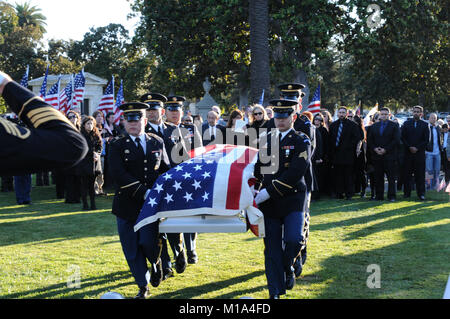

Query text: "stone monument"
[195, 77, 219, 120]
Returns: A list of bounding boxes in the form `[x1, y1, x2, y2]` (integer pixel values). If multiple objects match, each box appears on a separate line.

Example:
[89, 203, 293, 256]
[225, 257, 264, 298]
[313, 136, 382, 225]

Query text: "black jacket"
[78, 132, 103, 176]
[367, 120, 401, 161]
[401, 119, 430, 154]
[108, 133, 170, 222]
[255, 129, 311, 219]
[201, 123, 226, 145]
[328, 118, 363, 165]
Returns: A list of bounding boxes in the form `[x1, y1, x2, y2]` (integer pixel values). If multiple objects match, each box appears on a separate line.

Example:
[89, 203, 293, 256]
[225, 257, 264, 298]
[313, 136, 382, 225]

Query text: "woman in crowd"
[102, 112, 119, 190]
[79, 116, 103, 210]
[313, 112, 330, 198]
[64, 110, 82, 204]
[227, 109, 249, 146]
[353, 115, 368, 197]
[247, 105, 269, 148]
[321, 109, 334, 130]
[92, 111, 106, 196]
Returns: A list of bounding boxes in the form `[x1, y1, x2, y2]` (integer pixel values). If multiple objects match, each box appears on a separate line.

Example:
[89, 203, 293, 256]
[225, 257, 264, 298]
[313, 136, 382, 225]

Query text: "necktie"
[336, 122, 343, 147]
[135, 137, 145, 155]
[429, 126, 434, 152]
[158, 126, 163, 137]
[380, 122, 386, 135]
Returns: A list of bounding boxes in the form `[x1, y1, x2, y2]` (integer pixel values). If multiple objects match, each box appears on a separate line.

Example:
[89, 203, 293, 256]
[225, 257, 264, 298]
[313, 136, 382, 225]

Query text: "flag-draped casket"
[134, 144, 265, 237]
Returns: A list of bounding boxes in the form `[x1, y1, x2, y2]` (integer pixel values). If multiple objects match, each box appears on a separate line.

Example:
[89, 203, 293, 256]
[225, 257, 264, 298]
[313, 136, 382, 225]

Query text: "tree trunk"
[249, 0, 270, 105]
[294, 69, 309, 112]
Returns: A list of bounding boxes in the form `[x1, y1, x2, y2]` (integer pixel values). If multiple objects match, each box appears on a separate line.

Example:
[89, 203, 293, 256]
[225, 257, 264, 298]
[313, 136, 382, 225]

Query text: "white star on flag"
[163, 173, 173, 181]
[202, 192, 209, 202]
[174, 166, 183, 172]
[154, 184, 164, 193]
[173, 181, 182, 191]
[202, 171, 211, 179]
[192, 180, 202, 190]
[147, 198, 157, 207]
[183, 192, 193, 202]
[194, 165, 203, 171]
[183, 172, 192, 179]
[164, 193, 174, 203]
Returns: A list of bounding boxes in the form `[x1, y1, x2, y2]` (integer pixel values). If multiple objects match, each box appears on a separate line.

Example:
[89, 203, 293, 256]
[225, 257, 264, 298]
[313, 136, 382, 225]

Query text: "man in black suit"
[401, 105, 430, 200]
[108, 102, 171, 299]
[141, 93, 188, 280]
[328, 106, 364, 200]
[201, 110, 226, 145]
[367, 107, 401, 201]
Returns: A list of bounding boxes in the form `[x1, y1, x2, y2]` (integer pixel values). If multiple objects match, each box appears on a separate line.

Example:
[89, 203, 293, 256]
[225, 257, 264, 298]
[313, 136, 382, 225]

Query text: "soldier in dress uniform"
[254, 99, 312, 299]
[275, 83, 315, 278]
[0, 70, 87, 175]
[108, 102, 171, 299]
[141, 93, 188, 280]
[164, 96, 203, 265]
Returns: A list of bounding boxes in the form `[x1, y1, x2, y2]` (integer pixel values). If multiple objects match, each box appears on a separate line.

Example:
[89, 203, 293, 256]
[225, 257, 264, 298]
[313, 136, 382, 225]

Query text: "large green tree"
[345, 0, 449, 110]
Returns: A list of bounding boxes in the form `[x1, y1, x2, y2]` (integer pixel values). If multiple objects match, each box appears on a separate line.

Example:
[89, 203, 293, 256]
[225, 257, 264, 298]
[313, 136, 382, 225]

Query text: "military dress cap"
[165, 96, 186, 111]
[278, 83, 306, 100]
[140, 93, 168, 110]
[120, 102, 149, 121]
[269, 99, 298, 119]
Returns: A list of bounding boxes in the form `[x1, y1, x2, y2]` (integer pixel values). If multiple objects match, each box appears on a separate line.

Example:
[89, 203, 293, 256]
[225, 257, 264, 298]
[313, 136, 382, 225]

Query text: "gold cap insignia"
[278, 102, 282, 106]
[288, 85, 293, 90]
[148, 95, 152, 99]
[172, 97, 177, 102]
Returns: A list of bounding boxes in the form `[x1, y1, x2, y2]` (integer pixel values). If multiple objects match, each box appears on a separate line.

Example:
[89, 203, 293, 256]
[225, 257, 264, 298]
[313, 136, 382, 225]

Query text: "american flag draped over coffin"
[134, 144, 265, 237]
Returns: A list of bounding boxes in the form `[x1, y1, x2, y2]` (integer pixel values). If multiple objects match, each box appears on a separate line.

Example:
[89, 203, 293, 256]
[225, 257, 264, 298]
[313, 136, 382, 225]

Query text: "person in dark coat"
[226, 109, 249, 146]
[352, 115, 368, 198]
[108, 102, 171, 299]
[367, 107, 401, 201]
[328, 106, 364, 200]
[64, 110, 82, 204]
[313, 113, 330, 197]
[246, 105, 270, 149]
[254, 99, 312, 299]
[79, 116, 103, 210]
[201, 110, 226, 146]
[401, 105, 430, 200]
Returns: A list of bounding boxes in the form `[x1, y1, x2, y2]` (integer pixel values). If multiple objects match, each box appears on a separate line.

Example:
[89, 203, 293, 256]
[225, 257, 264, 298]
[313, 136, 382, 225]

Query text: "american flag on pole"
[113, 79, 124, 125]
[307, 84, 321, 114]
[45, 76, 61, 109]
[72, 69, 86, 107]
[59, 76, 73, 113]
[134, 144, 265, 237]
[20, 65, 29, 88]
[98, 77, 115, 114]
[39, 65, 49, 98]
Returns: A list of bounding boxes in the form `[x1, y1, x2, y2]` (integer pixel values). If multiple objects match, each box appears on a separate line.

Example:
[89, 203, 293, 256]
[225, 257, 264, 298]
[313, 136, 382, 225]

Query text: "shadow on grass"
[299, 223, 450, 299]
[1, 271, 132, 299]
[310, 201, 441, 233]
[154, 270, 266, 299]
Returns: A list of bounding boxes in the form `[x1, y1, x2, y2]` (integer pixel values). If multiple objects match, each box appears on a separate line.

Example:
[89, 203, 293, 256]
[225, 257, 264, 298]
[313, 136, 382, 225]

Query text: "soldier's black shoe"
[301, 247, 307, 266]
[419, 195, 425, 201]
[134, 286, 150, 299]
[293, 257, 303, 278]
[150, 259, 163, 288]
[163, 267, 174, 281]
[175, 250, 187, 273]
[270, 295, 280, 299]
[187, 250, 198, 264]
[285, 267, 295, 290]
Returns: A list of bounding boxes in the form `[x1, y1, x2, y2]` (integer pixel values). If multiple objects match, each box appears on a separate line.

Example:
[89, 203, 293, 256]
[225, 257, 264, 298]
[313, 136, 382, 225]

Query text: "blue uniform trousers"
[160, 233, 183, 269]
[116, 217, 160, 288]
[264, 211, 304, 296]
[183, 232, 197, 252]
[14, 174, 32, 204]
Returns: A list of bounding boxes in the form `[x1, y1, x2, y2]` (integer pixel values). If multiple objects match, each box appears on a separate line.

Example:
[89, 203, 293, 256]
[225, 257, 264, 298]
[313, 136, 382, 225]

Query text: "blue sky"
[6, 0, 140, 41]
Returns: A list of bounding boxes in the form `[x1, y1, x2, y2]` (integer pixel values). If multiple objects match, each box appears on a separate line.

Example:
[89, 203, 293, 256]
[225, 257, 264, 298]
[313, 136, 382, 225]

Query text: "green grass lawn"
[0, 183, 449, 299]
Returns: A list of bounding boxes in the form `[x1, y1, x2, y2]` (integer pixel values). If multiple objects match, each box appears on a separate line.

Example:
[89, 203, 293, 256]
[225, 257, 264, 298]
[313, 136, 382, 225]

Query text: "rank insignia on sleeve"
[299, 151, 308, 160]
[0, 117, 31, 140]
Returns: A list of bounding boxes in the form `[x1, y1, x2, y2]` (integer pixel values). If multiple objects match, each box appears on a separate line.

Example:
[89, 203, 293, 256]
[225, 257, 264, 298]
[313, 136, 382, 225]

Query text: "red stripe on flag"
[226, 147, 256, 210]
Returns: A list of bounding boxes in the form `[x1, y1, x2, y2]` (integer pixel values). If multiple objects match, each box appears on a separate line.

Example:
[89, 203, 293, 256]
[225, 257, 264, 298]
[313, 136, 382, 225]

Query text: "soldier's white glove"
[255, 189, 270, 205]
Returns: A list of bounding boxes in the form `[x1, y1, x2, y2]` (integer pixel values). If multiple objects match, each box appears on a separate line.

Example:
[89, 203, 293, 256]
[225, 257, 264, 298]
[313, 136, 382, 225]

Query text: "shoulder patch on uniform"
[0, 117, 31, 140]
[299, 150, 308, 160]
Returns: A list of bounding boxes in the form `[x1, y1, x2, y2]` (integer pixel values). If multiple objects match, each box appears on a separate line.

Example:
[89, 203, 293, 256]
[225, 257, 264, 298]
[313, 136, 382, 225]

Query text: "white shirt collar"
[149, 122, 163, 132]
[278, 128, 293, 141]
